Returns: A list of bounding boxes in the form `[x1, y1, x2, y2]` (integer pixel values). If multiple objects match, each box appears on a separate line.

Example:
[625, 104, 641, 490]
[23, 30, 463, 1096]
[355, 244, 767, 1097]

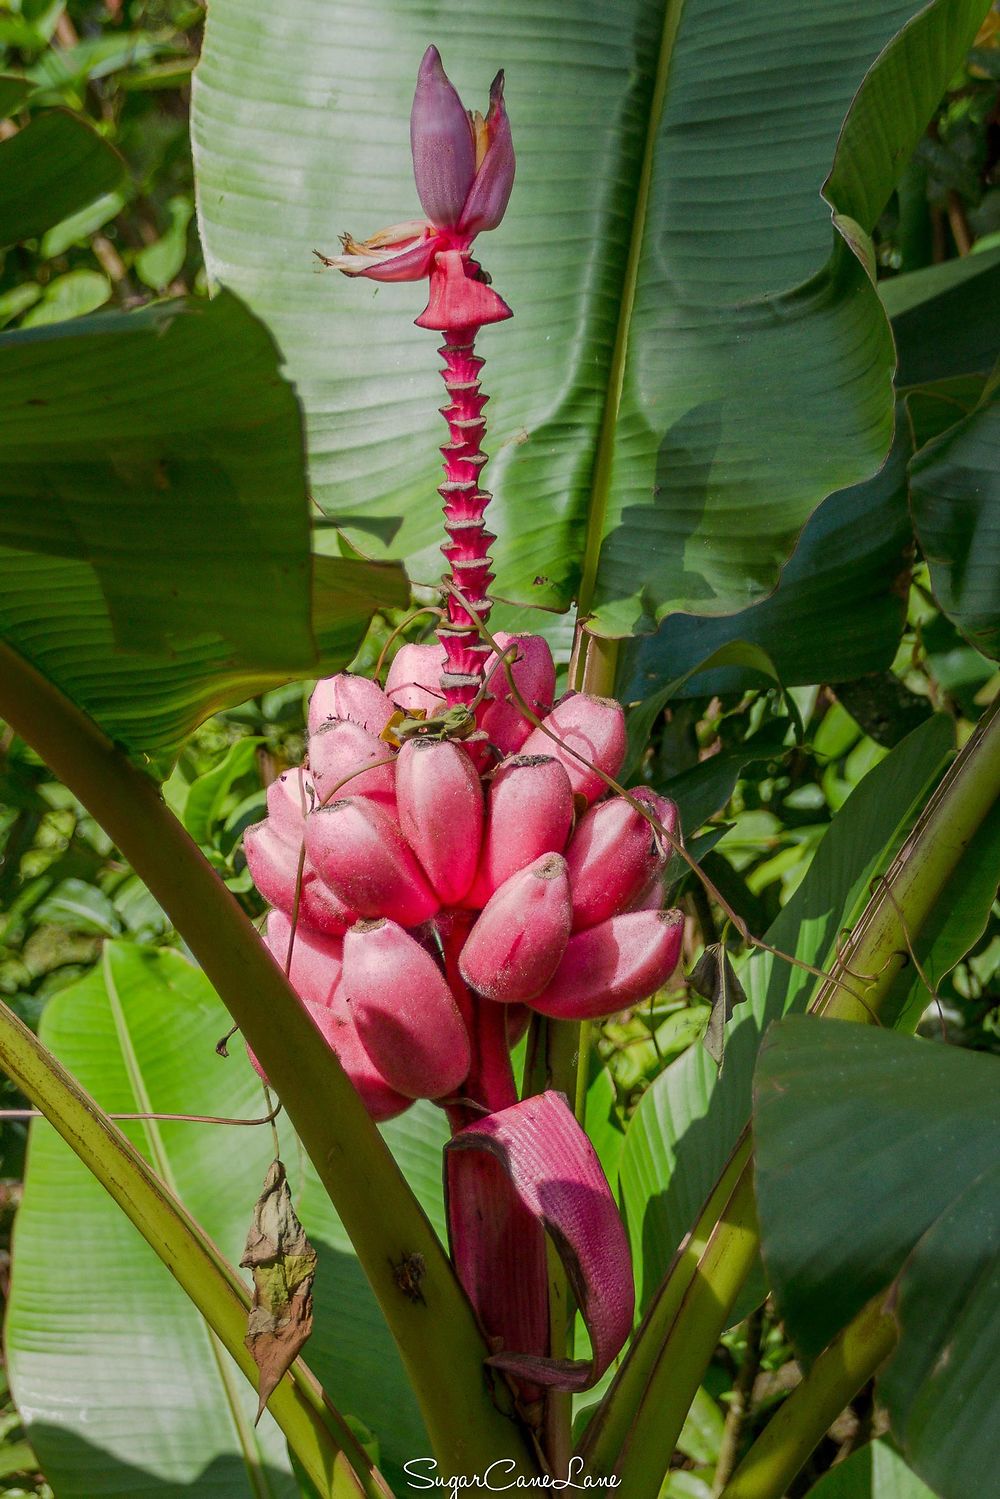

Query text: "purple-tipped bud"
[304, 797, 439, 927]
[410, 45, 477, 229]
[309, 718, 396, 811]
[343, 919, 470, 1099]
[458, 70, 515, 234]
[385, 642, 447, 716]
[530, 909, 685, 1021]
[468, 754, 574, 905]
[460, 853, 572, 1003]
[243, 818, 356, 936]
[478, 633, 556, 755]
[566, 790, 679, 930]
[396, 738, 483, 904]
[255, 912, 409, 1121]
[520, 693, 627, 807]
[307, 672, 395, 738]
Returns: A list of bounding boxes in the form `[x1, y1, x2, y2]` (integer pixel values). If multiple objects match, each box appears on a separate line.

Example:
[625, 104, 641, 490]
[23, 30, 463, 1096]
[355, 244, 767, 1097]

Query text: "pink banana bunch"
[244, 645, 683, 1118]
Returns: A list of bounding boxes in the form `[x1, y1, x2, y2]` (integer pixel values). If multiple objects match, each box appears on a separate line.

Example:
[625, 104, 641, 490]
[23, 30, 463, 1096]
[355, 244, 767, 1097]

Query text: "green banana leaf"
[6, 941, 448, 1496]
[754, 1020, 1000, 1499]
[617, 422, 913, 701]
[0, 291, 407, 772]
[192, 0, 988, 637]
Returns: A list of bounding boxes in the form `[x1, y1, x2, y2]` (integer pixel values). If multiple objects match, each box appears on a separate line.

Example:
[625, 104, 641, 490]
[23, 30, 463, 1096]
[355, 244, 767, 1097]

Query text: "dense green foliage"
[0, 2, 998, 1497]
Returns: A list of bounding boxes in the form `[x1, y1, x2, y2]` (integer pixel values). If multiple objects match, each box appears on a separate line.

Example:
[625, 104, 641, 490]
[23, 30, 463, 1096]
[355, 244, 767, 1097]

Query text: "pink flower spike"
[396, 738, 483, 904]
[446, 1091, 634, 1390]
[478, 633, 556, 755]
[308, 718, 396, 811]
[304, 797, 439, 926]
[468, 753, 574, 905]
[410, 45, 477, 229]
[385, 641, 447, 716]
[343, 919, 471, 1099]
[459, 70, 515, 234]
[566, 789, 679, 930]
[530, 909, 685, 1021]
[308, 672, 395, 739]
[460, 852, 572, 1003]
[520, 692, 627, 807]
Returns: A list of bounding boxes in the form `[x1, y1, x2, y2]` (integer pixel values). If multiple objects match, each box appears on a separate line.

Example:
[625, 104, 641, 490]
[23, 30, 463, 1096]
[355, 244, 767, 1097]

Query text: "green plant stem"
[718, 1297, 897, 1499]
[0, 995, 388, 1499]
[0, 639, 537, 1475]
[711, 1303, 764, 1497]
[581, 697, 999, 1493]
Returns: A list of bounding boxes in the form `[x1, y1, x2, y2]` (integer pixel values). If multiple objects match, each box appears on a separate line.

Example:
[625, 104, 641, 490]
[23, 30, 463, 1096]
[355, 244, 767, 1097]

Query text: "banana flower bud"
[315, 46, 514, 330]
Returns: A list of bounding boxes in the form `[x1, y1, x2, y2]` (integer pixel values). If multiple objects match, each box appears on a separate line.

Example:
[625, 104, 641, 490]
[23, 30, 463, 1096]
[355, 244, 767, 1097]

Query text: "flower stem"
[436, 325, 495, 708]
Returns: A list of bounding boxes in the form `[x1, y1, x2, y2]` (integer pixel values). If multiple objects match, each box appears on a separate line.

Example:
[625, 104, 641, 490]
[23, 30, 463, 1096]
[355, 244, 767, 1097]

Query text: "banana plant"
[0, 4, 998, 1498]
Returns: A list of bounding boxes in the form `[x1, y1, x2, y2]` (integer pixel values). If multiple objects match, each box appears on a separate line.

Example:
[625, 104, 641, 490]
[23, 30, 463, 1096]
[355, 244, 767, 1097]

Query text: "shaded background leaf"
[0, 292, 408, 771]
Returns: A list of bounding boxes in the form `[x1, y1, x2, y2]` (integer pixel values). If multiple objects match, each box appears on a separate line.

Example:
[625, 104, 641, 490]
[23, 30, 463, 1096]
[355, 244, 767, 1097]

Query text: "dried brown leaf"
[241, 1158, 317, 1423]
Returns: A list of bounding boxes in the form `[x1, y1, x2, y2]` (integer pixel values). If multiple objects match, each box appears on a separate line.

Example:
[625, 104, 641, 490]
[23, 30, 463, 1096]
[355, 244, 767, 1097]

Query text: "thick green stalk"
[719, 1296, 897, 1499]
[581, 698, 999, 1492]
[0, 996, 387, 1499]
[0, 639, 537, 1474]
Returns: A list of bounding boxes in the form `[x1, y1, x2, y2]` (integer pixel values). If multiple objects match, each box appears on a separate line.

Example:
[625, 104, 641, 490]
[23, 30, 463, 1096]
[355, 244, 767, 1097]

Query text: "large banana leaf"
[192, 0, 987, 637]
[617, 423, 913, 700]
[0, 291, 407, 772]
[6, 941, 448, 1496]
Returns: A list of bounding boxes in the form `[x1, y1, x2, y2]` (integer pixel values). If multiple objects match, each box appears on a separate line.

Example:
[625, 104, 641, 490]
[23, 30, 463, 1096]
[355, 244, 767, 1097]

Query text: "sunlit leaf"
[192, 0, 985, 634]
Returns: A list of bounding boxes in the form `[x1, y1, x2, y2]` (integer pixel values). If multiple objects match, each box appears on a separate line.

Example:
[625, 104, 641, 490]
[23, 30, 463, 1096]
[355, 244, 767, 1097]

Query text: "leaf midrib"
[575, 0, 687, 627]
[102, 947, 275, 1499]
